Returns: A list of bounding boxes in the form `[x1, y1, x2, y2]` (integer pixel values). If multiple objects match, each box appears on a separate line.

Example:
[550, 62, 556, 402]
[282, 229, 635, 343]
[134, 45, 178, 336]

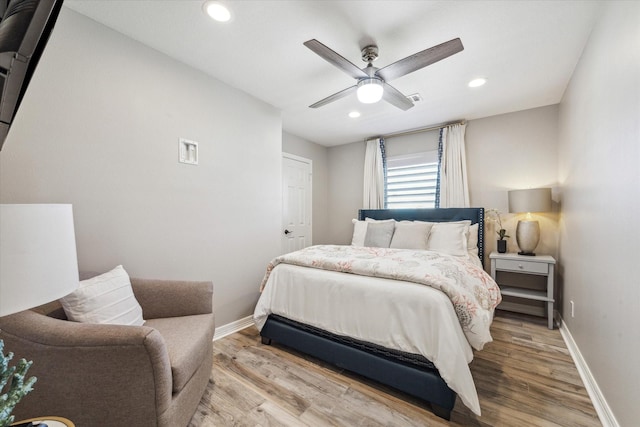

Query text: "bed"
[253, 208, 500, 420]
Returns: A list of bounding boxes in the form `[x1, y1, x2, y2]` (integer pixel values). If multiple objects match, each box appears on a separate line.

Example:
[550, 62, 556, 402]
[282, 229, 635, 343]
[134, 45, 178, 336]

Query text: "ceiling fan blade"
[376, 38, 464, 82]
[382, 82, 414, 111]
[304, 39, 369, 80]
[309, 85, 358, 108]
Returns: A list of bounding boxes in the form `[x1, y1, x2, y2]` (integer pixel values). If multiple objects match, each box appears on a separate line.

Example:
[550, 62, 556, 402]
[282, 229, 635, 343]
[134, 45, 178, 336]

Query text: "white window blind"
[386, 151, 438, 209]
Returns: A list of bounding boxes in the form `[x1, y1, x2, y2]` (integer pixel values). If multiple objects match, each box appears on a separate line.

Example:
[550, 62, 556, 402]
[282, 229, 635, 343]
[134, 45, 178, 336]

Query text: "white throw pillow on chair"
[60, 265, 144, 326]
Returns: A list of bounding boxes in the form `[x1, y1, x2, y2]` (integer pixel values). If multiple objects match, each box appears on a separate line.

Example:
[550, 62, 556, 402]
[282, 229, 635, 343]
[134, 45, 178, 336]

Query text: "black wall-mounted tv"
[0, 0, 64, 150]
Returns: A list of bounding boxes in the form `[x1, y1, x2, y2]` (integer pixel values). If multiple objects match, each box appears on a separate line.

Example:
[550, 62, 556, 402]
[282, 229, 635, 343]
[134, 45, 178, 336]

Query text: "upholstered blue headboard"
[358, 208, 485, 265]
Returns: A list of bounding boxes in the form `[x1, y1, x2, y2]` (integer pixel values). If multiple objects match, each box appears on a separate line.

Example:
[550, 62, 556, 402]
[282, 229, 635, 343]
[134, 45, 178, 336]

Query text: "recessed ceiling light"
[349, 111, 361, 118]
[468, 78, 487, 88]
[203, 1, 231, 22]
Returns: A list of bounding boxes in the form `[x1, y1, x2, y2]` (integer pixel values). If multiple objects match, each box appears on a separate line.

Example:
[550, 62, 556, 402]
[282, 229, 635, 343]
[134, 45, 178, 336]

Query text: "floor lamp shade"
[508, 188, 552, 255]
[0, 204, 79, 316]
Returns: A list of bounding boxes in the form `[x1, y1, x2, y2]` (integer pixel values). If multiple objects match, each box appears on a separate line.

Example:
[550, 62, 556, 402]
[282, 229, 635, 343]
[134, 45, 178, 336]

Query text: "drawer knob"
[518, 264, 524, 269]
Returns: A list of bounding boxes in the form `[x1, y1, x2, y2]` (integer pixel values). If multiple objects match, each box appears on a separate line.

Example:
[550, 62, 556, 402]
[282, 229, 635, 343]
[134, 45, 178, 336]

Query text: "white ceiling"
[64, 0, 600, 146]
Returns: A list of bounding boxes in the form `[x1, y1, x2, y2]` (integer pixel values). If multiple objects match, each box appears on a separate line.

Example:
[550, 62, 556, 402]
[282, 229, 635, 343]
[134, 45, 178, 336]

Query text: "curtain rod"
[368, 119, 466, 141]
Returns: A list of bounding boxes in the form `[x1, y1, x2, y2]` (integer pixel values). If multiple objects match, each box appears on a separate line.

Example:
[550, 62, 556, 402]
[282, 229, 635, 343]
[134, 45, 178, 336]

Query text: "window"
[385, 151, 438, 209]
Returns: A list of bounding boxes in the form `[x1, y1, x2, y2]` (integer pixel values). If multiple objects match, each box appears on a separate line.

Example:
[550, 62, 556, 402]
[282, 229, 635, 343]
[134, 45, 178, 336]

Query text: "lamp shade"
[508, 188, 552, 213]
[0, 204, 79, 316]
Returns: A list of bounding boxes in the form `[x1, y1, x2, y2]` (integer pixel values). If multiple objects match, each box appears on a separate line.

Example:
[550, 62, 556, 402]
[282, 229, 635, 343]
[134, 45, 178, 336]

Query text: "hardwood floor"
[189, 311, 601, 426]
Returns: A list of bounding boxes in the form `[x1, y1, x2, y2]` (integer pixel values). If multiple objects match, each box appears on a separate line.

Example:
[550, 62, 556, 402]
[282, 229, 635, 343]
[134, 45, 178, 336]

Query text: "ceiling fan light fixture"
[357, 78, 384, 104]
[203, 1, 231, 22]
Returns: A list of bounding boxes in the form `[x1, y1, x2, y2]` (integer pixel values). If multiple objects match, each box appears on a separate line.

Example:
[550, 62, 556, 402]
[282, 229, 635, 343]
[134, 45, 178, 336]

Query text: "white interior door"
[282, 153, 312, 254]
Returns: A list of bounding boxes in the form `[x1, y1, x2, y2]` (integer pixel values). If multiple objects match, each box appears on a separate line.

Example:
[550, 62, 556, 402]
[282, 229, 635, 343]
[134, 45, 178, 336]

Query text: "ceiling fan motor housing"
[361, 45, 379, 63]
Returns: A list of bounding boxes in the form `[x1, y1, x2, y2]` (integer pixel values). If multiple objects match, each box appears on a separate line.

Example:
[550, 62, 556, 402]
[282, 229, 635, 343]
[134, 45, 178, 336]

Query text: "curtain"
[438, 123, 469, 208]
[363, 137, 386, 209]
[435, 129, 444, 208]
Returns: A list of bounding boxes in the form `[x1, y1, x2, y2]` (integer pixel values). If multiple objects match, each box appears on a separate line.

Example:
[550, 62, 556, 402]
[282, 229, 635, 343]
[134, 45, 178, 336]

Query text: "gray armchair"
[0, 278, 214, 427]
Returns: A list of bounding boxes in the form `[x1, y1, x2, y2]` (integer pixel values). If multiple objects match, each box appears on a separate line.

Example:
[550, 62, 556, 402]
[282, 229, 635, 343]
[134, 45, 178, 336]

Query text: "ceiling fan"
[304, 38, 464, 110]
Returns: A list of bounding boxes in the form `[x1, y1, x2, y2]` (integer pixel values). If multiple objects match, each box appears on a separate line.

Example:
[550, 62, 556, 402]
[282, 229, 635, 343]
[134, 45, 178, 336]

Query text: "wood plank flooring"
[188, 311, 601, 426]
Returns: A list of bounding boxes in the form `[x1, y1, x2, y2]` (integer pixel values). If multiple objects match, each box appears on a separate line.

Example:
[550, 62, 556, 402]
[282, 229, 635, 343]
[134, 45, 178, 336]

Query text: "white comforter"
[254, 246, 501, 415]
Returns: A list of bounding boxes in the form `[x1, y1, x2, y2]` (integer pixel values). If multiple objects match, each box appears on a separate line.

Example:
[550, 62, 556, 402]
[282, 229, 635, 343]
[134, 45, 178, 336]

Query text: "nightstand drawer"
[495, 258, 549, 274]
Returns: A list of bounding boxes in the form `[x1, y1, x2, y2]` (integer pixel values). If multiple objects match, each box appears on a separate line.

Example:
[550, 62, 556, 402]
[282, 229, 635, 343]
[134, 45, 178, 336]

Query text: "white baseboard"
[558, 316, 619, 427]
[213, 315, 254, 341]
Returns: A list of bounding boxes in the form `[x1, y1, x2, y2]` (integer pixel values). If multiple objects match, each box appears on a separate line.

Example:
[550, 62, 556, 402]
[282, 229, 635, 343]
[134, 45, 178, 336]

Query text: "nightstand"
[489, 252, 556, 329]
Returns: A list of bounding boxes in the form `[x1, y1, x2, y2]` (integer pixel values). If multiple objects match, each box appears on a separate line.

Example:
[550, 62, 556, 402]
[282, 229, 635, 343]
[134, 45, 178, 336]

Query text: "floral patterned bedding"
[260, 244, 502, 351]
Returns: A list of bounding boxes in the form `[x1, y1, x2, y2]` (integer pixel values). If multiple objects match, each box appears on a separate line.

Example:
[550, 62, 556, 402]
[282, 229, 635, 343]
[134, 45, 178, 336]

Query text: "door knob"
[284, 229, 292, 235]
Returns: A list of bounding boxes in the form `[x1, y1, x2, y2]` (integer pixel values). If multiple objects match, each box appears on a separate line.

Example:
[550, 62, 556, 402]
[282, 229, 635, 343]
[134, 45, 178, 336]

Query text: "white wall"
[326, 105, 560, 265]
[0, 8, 282, 326]
[282, 132, 330, 244]
[557, 1, 640, 425]
[466, 105, 559, 262]
[326, 140, 366, 244]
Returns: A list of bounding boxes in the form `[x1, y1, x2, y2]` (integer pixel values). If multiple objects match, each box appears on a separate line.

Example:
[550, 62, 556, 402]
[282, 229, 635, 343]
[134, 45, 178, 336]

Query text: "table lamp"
[508, 188, 552, 256]
[0, 204, 79, 425]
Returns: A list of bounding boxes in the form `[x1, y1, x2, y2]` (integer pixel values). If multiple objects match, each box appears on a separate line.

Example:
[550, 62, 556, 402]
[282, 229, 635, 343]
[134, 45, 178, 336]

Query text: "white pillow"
[351, 219, 368, 246]
[60, 265, 145, 326]
[364, 217, 395, 223]
[389, 221, 433, 250]
[427, 221, 470, 256]
[468, 223, 479, 258]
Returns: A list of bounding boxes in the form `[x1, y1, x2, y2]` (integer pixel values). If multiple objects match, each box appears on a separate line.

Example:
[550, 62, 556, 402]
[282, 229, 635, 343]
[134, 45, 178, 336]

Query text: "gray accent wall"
[558, 1, 639, 425]
[0, 9, 282, 326]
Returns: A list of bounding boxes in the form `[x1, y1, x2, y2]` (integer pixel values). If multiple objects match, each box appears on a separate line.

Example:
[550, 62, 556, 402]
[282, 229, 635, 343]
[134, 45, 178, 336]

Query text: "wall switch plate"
[179, 138, 198, 165]
[570, 300, 575, 318]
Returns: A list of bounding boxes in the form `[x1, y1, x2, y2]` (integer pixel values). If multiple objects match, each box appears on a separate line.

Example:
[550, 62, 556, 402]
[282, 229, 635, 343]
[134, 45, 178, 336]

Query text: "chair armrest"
[0, 308, 164, 347]
[0, 310, 173, 422]
[131, 278, 213, 319]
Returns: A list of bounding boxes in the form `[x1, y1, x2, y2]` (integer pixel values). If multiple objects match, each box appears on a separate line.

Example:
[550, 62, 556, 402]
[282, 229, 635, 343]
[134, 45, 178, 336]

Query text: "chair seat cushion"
[145, 313, 214, 393]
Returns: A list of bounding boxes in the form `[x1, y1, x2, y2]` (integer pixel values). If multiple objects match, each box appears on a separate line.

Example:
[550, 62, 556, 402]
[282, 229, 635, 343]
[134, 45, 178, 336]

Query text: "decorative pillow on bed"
[351, 218, 395, 247]
[364, 221, 395, 247]
[427, 221, 470, 256]
[351, 219, 368, 246]
[389, 221, 433, 250]
[60, 265, 145, 326]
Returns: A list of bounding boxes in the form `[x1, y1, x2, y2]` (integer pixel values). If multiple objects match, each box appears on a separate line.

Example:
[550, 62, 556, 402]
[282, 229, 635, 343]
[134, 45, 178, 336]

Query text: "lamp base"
[515, 220, 540, 255]
[517, 251, 536, 256]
